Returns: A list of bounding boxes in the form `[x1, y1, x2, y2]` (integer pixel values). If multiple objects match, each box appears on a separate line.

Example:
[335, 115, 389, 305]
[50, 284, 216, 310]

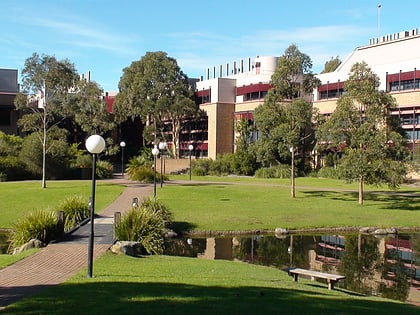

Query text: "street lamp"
[85, 134, 106, 278]
[188, 144, 194, 180]
[290, 146, 295, 198]
[120, 141, 126, 177]
[152, 145, 159, 198]
[158, 141, 167, 188]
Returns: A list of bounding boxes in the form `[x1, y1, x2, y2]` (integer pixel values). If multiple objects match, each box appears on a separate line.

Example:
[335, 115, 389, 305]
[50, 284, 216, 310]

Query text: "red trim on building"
[104, 96, 115, 113]
[387, 70, 420, 82]
[196, 89, 210, 97]
[318, 81, 345, 92]
[180, 143, 208, 150]
[233, 112, 254, 120]
[236, 83, 271, 95]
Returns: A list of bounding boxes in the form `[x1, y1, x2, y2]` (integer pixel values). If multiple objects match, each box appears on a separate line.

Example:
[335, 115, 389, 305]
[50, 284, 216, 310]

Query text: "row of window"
[319, 79, 420, 99]
[389, 79, 420, 91]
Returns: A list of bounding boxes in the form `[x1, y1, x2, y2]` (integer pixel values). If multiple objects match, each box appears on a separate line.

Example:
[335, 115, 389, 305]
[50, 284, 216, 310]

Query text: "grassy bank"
[2, 253, 418, 315]
[0, 180, 125, 228]
[158, 176, 420, 232]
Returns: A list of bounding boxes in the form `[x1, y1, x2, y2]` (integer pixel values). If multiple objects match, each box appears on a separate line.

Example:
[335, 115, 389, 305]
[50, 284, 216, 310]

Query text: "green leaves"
[317, 62, 411, 204]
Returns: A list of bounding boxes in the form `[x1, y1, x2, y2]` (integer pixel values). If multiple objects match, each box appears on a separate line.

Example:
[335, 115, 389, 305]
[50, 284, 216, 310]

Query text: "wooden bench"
[288, 268, 345, 290]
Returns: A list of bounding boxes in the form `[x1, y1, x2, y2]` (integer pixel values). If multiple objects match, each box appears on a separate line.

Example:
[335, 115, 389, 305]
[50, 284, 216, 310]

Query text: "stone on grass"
[110, 241, 146, 257]
[13, 239, 45, 254]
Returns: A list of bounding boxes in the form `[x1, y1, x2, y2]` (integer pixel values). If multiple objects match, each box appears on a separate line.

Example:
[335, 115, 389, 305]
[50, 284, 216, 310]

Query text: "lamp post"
[290, 146, 295, 198]
[158, 141, 167, 188]
[188, 144, 194, 180]
[85, 134, 106, 278]
[120, 141, 126, 176]
[152, 145, 159, 198]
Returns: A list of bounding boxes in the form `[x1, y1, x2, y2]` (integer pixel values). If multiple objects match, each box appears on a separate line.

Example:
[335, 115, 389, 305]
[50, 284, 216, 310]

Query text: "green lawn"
[158, 176, 420, 232]
[2, 253, 418, 315]
[0, 180, 125, 228]
[0, 177, 419, 314]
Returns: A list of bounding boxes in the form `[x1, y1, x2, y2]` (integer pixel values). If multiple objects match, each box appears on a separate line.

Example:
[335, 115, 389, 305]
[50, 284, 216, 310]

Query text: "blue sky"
[1, 0, 419, 91]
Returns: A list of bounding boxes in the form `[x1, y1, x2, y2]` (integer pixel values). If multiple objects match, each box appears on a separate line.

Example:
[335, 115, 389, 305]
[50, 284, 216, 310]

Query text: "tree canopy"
[14, 53, 79, 188]
[253, 45, 318, 168]
[316, 62, 411, 205]
[321, 56, 342, 74]
[113, 51, 197, 158]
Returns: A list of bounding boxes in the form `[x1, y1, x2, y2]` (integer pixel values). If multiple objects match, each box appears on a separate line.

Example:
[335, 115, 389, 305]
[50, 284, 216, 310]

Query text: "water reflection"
[164, 233, 420, 305]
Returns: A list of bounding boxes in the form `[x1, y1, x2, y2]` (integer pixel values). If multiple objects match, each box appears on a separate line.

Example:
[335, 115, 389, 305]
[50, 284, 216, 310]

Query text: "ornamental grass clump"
[8, 210, 57, 252]
[115, 198, 172, 255]
[57, 195, 89, 232]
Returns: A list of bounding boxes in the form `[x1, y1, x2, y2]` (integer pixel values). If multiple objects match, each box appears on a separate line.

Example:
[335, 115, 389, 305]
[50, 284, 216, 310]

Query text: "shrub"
[114, 198, 173, 255]
[140, 197, 173, 226]
[191, 158, 212, 176]
[0, 156, 33, 181]
[115, 207, 164, 255]
[254, 164, 291, 178]
[127, 166, 156, 183]
[317, 166, 341, 179]
[57, 196, 90, 232]
[9, 210, 58, 251]
[96, 160, 114, 179]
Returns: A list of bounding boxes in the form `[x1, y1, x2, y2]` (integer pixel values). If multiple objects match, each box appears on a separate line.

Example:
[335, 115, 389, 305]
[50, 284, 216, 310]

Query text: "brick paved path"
[0, 178, 153, 309]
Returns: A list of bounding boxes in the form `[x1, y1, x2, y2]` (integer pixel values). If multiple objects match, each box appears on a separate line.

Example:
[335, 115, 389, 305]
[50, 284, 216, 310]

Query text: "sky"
[1, 0, 420, 92]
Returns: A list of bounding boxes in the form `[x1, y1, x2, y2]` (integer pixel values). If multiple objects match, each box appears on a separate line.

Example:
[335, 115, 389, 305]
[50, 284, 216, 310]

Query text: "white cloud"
[169, 25, 375, 77]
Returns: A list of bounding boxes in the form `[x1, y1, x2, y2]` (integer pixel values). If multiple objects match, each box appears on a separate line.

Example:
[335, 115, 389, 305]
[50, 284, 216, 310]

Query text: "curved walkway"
[0, 178, 152, 309]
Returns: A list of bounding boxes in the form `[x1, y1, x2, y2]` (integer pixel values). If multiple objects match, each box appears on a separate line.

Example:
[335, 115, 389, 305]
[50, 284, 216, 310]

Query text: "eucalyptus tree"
[252, 44, 320, 197]
[321, 56, 342, 74]
[113, 51, 197, 158]
[14, 53, 79, 188]
[316, 62, 410, 205]
[68, 80, 116, 154]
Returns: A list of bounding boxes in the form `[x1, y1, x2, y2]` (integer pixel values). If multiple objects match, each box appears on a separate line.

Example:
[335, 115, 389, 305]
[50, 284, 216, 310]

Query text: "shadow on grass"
[302, 190, 420, 211]
[171, 221, 197, 234]
[167, 181, 232, 187]
[3, 282, 418, 315]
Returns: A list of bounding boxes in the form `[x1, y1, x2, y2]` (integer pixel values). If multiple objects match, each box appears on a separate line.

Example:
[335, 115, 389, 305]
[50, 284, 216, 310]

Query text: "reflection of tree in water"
[232, 235, 313, 270]
[164, 238, 206, 257]
[378, 234, 414, 302]
[379, 250, 410, 301]
[338, 235, 381, 295]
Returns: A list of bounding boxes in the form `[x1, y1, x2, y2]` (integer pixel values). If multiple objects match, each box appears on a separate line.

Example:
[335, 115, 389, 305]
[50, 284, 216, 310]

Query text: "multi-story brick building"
[195, 28, 420, 160]
[196, 56, 278, 159]
[313, 28, 420, 155]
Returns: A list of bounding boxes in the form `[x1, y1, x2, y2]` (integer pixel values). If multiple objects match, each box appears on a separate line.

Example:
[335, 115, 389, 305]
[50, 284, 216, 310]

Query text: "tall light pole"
[158, 141, 167, 188]
[188, 144, 194, 180]
[290, 146, 295, 198]
[120, 141, 126, 177]
[85, 134, 105, 278]
[152, 145, 159, 198]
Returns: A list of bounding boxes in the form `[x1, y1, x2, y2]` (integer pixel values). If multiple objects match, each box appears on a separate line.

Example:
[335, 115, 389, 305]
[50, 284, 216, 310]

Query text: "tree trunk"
[172, 120, 181, 159]
[358, 175, 364, 205]
[41, 107, 47, 189]
[291, 147, 295, 198]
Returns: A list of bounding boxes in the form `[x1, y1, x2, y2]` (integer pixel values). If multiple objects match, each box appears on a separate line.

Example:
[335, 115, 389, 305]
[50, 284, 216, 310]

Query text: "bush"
[96, 160, 114, 179]
[191, 158, 212, 176]
[127, 166, 160, 183]
[57, 196, 90, 232]
[114, 197, 172, 255]
[317, 166, 341, 179]
[140, 197, 173, 226]
[0, 156, 34, 181]
[8, 210, 58, 251]
[254, 164, 291, 178]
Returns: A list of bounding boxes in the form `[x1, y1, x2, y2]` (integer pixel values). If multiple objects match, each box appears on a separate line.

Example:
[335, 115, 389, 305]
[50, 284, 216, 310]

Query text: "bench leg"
[293, 274, 298, 282]
[328, 280, 336, 290]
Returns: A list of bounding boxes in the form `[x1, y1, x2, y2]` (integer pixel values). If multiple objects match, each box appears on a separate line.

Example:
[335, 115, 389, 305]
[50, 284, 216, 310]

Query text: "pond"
[164, 232, 420, 306]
